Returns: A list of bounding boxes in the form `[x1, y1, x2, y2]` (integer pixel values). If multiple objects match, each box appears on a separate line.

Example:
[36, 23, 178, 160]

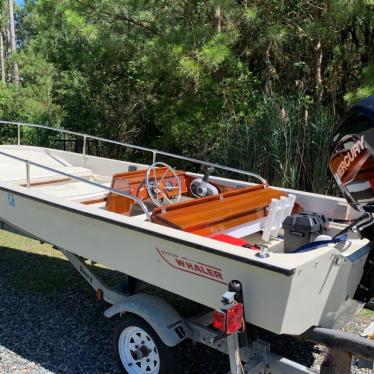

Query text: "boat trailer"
[60, 247, 374, 374]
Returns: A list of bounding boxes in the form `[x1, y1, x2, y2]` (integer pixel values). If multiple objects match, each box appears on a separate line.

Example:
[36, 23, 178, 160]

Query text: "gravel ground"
[0, 231, 373, 374]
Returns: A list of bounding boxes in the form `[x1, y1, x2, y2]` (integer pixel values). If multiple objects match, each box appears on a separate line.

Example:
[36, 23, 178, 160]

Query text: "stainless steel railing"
[0, 149, 151, 221]
[0, 120, 267, 185]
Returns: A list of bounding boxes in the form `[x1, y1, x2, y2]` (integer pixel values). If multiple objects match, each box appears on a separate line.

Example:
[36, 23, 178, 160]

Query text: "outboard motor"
[329, 94, 374, 216]
[329, 94, 374, 301]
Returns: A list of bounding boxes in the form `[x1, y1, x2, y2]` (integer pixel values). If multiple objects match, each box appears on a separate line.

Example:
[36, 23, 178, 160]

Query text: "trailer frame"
[59, 247, 374, 374]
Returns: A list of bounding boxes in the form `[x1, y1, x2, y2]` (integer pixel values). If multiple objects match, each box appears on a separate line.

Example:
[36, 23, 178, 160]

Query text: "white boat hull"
[0, 177, 369, 335]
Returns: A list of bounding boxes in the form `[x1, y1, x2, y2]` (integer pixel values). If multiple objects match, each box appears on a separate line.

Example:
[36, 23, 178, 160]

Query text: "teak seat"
[151, 185, 286, 236]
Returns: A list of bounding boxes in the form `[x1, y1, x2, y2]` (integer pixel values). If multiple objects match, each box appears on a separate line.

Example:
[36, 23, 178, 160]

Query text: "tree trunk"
[214, 6, 221, 32]
[0, 27, 5, 83]
[363, 22, 374, 64]
[0, 7, 5, 84]
[314, 40, 323, 103]
[8, 0, 19, 86]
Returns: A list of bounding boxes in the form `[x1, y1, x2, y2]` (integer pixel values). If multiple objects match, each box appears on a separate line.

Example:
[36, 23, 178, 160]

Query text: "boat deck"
[0, 147, 109, 200]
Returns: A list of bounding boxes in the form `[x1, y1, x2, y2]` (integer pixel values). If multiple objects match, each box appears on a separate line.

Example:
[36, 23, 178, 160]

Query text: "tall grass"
[210, 96, 338, 194]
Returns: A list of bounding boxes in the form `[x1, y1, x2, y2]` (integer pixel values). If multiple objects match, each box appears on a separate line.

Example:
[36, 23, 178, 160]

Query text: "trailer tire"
[114, 314, 180, 374]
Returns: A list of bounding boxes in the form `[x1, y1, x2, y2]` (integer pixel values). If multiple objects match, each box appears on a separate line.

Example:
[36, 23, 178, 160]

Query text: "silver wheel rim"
[145, 162, 182, 207]
[118, 326, 160, 374]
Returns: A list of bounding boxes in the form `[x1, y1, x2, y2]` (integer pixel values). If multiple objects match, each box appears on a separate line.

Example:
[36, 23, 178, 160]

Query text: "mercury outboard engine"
[330, 94, 374, 215]
[329, 94, 374, 301]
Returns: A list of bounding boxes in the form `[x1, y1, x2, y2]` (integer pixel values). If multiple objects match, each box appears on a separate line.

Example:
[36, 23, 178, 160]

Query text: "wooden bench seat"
[151, 185, 286, 236]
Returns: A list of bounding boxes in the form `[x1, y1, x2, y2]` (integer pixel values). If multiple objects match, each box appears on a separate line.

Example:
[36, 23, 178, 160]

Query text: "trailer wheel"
[114, 314, 179, 374]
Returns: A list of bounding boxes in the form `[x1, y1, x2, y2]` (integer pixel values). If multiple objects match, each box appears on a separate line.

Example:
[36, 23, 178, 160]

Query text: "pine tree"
[0, 10, 5, 83]
[8, 0, 18, 85]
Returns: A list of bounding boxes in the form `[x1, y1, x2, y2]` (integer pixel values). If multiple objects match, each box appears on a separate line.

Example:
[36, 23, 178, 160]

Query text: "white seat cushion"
[34, 181, 111, 202]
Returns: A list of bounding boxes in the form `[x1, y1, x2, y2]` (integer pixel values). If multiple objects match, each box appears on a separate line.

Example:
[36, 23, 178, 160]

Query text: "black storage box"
[282, 212, 329, 253]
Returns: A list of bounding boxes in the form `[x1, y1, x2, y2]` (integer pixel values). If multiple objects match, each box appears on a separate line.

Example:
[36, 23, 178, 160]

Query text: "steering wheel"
[145, 162, 182, 207]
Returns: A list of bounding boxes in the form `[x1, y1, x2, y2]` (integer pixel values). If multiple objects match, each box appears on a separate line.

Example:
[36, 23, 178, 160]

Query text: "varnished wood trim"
[81, 197, 107, 205]
[152, 184, 264, 215]
[20, 177, 71, 187]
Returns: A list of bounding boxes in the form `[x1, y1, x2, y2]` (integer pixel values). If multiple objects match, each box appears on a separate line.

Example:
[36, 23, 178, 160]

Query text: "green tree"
[5, 0, 374, 193]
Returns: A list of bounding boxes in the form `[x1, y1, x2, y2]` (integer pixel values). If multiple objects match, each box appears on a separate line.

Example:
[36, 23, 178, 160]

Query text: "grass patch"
[0, 231, 80, 294]
[0, 230, 65, 259]
[358, 306, 374, 319]
[0, 230, 87, 295]
[0, 229, 127, 296]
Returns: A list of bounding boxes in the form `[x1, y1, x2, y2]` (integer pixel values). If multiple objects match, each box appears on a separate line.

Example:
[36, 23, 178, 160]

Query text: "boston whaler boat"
[0, 95, 374, 373]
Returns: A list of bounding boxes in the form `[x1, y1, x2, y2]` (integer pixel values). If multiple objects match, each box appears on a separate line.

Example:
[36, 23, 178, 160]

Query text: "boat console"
[104, 161, 298, 249]
[106, 166, 189, 215]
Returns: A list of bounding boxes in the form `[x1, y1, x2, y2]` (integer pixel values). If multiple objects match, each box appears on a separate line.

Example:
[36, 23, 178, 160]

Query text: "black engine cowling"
[329, 94, 374, 213]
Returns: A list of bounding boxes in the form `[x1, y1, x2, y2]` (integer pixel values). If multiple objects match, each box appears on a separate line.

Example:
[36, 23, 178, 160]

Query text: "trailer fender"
[104, 293, 191, 347]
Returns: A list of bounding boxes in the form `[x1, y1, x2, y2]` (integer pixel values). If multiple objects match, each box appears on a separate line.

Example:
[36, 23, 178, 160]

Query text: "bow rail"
[0, 120, 267, 185]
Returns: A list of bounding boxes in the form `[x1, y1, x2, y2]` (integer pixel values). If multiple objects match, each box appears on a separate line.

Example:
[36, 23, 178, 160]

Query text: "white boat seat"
[34, 181, 111, 202]
[0, 148, 72, 168]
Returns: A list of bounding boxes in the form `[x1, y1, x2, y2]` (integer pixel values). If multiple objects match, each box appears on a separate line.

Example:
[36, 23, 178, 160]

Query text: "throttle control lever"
[202, 167, 215, 183]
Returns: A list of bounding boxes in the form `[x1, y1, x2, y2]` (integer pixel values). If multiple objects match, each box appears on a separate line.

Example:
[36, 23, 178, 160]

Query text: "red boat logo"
[156, 248, 225, 284]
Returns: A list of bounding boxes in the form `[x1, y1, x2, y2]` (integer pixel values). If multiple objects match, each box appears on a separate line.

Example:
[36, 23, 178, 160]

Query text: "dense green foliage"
[1, 0, 374, 193]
